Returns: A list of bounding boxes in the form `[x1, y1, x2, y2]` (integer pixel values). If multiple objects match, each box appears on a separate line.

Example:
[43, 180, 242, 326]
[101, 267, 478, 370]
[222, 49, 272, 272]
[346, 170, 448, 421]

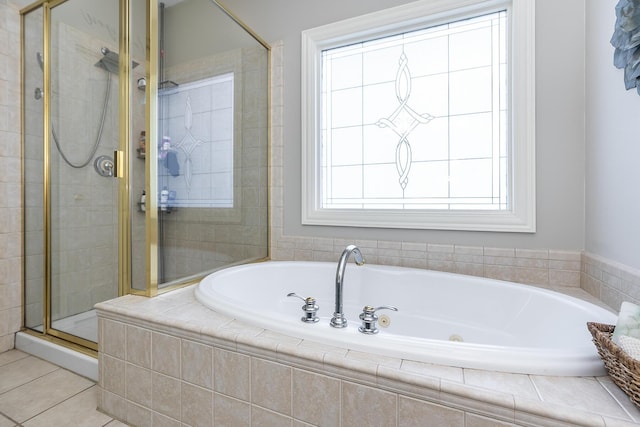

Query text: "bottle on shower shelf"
[137, 130, 146, 158]
[160, 186, 169, 212]
[140, 190, 146, 212]
[159, 136, 171, 160]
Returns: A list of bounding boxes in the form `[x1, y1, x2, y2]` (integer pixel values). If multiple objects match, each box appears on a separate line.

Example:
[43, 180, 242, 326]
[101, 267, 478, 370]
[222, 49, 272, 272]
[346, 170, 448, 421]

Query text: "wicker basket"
[587, 322, 640, 407]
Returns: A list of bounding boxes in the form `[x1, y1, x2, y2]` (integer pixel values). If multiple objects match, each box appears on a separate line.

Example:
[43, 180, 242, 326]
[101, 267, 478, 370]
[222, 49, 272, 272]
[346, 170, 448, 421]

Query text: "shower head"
[36, 52, 43, 71]
[94, 47, 139, 74]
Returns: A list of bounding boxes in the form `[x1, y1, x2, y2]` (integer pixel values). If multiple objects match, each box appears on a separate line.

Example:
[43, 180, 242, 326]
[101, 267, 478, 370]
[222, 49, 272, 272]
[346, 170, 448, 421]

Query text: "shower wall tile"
[156, 44, 268, 283]
[0, 0, 21, 355]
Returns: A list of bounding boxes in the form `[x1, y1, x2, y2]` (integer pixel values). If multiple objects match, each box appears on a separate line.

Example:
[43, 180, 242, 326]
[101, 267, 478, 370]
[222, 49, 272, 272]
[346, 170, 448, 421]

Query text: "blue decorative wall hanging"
[611, 0, 640, 94]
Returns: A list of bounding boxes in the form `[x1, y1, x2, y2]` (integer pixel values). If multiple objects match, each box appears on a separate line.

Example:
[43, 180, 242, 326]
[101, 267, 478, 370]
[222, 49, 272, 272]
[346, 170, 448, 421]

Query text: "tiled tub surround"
[96, 41, 640, 423]
[97, 285, 640, 427]
[582, 252, 640, 310]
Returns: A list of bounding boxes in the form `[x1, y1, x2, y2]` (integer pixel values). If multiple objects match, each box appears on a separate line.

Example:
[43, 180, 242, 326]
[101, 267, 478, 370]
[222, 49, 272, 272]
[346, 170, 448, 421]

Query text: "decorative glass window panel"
[159, 73, 234, 208]
[322, 11, 506, 211]
[302, 0, 535, 231]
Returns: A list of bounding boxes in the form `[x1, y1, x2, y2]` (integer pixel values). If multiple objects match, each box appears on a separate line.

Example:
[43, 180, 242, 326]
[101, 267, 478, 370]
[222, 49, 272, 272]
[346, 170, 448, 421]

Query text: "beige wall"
[0, 0, 23, 352]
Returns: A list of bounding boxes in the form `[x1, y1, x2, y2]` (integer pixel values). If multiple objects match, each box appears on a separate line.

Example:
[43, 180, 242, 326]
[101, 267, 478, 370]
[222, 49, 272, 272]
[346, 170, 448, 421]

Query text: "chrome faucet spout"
[331, 244, 365, 328]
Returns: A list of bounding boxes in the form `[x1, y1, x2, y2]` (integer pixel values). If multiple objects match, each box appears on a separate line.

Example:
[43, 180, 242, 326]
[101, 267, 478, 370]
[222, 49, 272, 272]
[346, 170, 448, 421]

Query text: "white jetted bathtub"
[195, 261, 617, 376]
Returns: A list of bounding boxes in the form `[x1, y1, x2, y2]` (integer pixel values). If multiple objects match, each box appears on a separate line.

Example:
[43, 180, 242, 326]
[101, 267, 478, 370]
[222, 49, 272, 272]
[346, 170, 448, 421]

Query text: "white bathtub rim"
[194, 261, 616, 376]
[196, 287, 607, 376]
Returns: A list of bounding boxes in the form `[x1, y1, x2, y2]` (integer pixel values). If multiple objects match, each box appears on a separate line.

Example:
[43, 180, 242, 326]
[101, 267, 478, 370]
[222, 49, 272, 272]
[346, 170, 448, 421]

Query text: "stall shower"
[20, 0, 269, 356]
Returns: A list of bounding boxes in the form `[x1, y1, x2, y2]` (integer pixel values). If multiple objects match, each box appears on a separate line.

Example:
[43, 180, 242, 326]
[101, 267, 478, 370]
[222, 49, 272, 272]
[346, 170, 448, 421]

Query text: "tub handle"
[358, 305, 398, 334]
[287, 293, 320, 323]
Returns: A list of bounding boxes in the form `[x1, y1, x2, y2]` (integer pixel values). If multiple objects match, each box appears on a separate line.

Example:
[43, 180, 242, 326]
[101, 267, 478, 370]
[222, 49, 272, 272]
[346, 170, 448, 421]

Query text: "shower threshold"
[28, 309, 98, 342]
[15, 310, 99, 381]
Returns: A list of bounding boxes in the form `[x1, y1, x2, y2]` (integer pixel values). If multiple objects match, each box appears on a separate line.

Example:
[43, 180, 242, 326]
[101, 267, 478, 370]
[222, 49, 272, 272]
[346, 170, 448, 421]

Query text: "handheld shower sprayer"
[34, 52, 44, 100]
[35, 47, 115, 169]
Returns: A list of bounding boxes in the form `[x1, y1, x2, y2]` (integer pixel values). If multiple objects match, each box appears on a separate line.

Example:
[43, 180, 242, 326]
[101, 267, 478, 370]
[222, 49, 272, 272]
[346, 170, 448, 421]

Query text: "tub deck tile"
[400, 359, 464, 383]
[275, 341, 325, 372]
[346, 349, 402, 370]
[440, 380, 516, 423]
[95, 284, 640, 426]
[530, 375, 633, 420]
[463, 369, 540, 401]
[376, 364, 441, 402]
[236, 332, 280, 360]
[322, 350, 379, 387]
[514, 396, 606, 427]
[296, 339, 348, 358]
[221, 319, 264, 337]
[597, 377, 640, 423]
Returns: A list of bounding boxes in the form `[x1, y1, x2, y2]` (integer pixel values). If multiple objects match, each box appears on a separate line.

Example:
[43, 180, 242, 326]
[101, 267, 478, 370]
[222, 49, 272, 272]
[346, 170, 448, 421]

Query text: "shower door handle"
[113, 150, 124, 178]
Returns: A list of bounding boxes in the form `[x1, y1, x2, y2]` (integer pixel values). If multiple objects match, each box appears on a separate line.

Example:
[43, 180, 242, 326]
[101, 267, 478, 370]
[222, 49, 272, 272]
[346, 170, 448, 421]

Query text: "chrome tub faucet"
[331, 245, 365, 328]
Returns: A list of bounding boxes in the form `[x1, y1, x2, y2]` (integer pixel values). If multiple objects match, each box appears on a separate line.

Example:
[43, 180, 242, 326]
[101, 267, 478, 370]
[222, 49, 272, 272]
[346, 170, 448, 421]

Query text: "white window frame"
[301, 0, 535, 232]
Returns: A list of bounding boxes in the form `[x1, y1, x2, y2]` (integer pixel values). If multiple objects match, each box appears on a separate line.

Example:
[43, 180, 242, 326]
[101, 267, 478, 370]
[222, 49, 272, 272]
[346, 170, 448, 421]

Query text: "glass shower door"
[46, 0, 120, 345]
[153, 0, 269, 290]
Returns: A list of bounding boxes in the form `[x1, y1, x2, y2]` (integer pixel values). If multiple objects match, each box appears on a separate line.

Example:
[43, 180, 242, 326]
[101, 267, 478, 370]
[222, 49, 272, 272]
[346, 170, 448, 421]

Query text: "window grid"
[321, 11, 508, 211]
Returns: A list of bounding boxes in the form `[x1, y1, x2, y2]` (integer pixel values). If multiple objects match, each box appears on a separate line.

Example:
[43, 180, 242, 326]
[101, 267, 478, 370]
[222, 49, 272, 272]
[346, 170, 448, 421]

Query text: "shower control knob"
[358, 305, 398, 334]
[287, 293, 320, 323]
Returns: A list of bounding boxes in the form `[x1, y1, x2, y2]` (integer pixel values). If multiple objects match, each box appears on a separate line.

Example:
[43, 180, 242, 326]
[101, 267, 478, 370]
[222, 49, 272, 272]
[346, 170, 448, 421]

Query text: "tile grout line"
[13, 380, 95, 425]
[595, 376, 638, 423]
[0, 410, 23, 427]
[0, 361, 61, 397]
[528, 375, 544, 402]
[0, 351, 30, 369]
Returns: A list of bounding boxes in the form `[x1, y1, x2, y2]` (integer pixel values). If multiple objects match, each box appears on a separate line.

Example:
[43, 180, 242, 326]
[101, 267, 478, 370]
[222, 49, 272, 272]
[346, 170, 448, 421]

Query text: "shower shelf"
[136, 202, 176, 214]
[159, 80, 179, 89]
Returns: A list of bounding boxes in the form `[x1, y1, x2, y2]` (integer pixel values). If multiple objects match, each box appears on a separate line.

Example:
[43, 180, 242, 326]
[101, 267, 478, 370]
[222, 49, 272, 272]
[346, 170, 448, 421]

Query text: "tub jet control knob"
[287, 293, 320, 323]
[359, 305, 398, 334]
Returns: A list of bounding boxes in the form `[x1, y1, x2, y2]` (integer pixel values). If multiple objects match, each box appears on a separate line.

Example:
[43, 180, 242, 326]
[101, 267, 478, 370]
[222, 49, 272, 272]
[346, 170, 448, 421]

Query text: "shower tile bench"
[96, 285, 640, 427]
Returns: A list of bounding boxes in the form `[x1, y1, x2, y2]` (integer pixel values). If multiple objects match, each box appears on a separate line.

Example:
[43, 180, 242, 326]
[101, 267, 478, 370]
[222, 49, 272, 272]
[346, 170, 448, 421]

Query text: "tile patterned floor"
[0, 349, 128, 427]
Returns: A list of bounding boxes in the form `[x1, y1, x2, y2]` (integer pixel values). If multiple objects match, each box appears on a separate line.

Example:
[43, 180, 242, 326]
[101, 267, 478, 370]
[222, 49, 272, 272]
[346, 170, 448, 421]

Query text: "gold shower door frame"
[20, 0, 148, 354]
[21, 0, 271, 353]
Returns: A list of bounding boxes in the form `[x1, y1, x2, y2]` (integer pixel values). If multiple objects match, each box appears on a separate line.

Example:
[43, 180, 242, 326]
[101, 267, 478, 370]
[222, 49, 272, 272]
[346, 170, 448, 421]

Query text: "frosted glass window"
[321, 11, 507, 211]
[302, 0, 536, 232]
